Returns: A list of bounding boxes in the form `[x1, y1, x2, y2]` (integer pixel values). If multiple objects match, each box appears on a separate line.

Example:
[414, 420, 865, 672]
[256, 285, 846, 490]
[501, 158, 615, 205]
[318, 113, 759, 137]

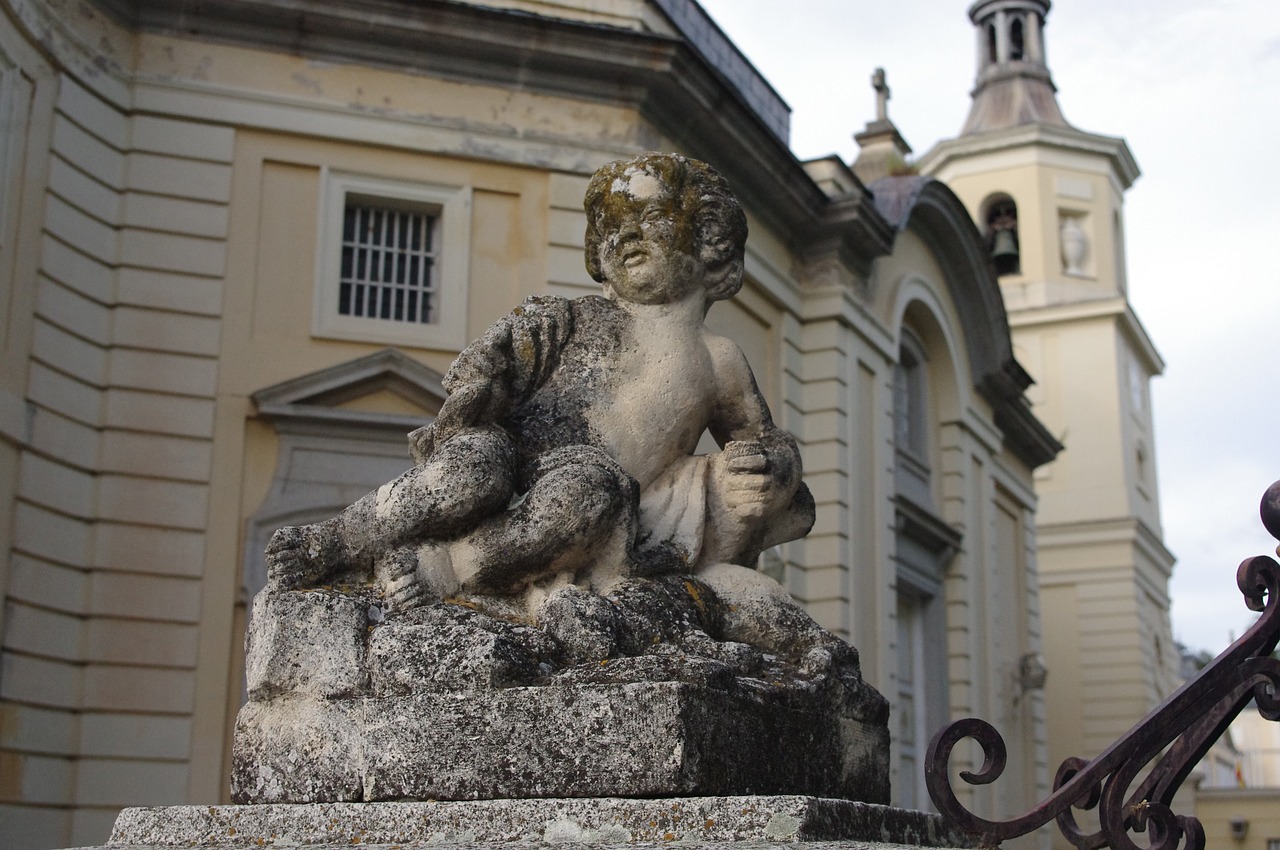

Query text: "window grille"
[339, 203, 438, 324]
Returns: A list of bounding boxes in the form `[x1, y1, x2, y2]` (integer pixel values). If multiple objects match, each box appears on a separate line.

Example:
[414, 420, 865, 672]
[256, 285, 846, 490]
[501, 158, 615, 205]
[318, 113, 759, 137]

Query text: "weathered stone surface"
[233, 588, 889, 805]
[368, 603, 556, 694]
[261, 154, 816, 631]
[232, 699, 362, 803]
[108, 797, 974, 847]
[245, 588, 374, 701]
[94, 842, 968, 850]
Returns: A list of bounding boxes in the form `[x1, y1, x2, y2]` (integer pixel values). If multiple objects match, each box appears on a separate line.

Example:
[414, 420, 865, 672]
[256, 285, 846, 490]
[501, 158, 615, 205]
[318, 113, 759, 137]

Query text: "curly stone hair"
[583, 152, 748, 302]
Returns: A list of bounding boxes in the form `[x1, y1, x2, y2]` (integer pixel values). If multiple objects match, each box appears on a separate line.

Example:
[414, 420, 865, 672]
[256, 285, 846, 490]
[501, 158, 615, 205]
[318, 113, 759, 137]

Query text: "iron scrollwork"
[925, 480, 1280, 850]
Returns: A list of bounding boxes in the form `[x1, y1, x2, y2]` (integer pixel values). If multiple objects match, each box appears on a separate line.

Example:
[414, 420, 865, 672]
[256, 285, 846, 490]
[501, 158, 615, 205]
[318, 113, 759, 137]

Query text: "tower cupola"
[962, 0, 1069, 134]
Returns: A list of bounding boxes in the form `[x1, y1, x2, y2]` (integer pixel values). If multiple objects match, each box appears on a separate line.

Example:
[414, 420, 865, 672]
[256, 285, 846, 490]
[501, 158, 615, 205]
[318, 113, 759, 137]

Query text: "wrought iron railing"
[925, 480, 1280, 850]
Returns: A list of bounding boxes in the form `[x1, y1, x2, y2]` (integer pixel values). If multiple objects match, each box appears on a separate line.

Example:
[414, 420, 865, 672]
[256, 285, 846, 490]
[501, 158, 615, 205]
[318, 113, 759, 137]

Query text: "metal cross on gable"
[925, 480, 1280, 850]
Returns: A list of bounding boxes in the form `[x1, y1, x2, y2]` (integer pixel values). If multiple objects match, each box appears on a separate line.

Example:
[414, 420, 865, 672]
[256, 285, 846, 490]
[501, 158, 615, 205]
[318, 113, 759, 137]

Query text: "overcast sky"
[697, 0, 1280, 655]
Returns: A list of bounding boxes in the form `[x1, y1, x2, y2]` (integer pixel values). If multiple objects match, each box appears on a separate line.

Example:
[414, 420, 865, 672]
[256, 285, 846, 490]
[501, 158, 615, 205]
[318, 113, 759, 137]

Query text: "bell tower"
[919, 0, 1181, 804]
[963, 0, 1065, 134]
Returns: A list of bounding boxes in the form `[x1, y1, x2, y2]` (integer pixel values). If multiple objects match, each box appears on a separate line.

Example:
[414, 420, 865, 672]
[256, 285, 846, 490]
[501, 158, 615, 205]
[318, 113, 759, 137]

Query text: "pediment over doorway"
[243, 348, 447, 609]
[251, 348, 447, 436]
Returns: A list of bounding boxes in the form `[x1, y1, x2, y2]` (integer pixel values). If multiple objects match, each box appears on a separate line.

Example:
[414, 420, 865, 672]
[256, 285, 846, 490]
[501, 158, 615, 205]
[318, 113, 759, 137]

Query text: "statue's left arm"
[703, 338, 812, 563]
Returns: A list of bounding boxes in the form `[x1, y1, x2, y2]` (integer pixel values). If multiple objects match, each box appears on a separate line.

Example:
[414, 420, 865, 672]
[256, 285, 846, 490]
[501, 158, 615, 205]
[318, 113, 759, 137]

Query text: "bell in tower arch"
[986, 197, 1020, 277]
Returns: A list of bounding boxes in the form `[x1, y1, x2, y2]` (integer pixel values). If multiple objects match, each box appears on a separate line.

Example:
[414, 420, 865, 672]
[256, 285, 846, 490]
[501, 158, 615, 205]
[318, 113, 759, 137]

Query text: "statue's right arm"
[410, 296, 574, 462]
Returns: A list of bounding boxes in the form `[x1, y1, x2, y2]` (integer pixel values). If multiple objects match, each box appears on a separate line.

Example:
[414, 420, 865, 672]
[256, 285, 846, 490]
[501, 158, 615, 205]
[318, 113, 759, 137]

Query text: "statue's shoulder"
[514, 293, 571, 313]
[513, 292, 613, 314]
[509, 293, 622, 337]
[566, 295, 626, 351]
[566, 293, 618, 318]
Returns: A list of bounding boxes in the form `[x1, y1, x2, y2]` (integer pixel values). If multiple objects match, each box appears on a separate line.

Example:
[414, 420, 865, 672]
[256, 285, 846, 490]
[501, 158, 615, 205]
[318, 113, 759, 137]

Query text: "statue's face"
[596, 168, 703, 305]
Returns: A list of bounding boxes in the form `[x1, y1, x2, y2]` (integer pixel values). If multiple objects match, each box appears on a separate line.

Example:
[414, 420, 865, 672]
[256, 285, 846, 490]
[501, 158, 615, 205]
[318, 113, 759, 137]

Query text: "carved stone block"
[367, 603, 556, 694]
[232, 593, 889, 806]
[244, 589, 372, 701]
[231, 699, 363, 803]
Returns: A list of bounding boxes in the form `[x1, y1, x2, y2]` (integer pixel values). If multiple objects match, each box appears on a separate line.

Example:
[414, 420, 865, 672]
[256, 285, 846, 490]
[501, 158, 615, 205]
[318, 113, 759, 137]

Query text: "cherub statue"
[265, 153, 831, 660]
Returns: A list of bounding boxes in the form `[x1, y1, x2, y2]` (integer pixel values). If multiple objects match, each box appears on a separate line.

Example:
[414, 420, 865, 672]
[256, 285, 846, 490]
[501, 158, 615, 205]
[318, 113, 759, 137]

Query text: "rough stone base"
[233, 592, 891, 805]
[105, 797, 974, 847]
[234, 672, 888, 803]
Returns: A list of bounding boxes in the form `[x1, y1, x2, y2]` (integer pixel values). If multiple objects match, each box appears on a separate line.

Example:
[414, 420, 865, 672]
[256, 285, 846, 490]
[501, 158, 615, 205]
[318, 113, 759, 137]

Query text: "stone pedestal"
[102, 796, 974, 848]
[237, 673, 887, 802]
[233, 587, 891, 805]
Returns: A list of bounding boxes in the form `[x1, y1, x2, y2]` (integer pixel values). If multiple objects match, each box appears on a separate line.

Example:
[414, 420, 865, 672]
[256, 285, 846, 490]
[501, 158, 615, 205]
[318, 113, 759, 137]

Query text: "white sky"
[697, 0, 1280, 655]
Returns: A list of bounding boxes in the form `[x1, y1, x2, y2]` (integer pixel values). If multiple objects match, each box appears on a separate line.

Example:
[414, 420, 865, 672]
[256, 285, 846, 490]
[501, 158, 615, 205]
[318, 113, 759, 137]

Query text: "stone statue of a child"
[266, 153, 832, 660]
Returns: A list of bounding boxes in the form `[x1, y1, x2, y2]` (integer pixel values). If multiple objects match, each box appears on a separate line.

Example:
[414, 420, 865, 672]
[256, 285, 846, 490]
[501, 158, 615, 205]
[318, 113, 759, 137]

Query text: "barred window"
[315, 171, 471, 349]
[340, 202, 439, 324]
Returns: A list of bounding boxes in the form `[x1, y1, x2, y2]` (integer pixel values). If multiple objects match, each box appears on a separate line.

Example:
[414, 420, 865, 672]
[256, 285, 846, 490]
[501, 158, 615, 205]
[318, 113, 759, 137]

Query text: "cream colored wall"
[1006, 307, 1175, 764]
[0, 22, 69, 844]
[860, 230, 1046, 820]
[1226, 708, 1280, 788]
[1195, 789, 1280, 850]
[931, 149, 1128, 309]
[1012, 317, 1121, 519]
[0, 21, 236, 839]
[1011, 315, 1161, 530]
[130, 34, 649, 174]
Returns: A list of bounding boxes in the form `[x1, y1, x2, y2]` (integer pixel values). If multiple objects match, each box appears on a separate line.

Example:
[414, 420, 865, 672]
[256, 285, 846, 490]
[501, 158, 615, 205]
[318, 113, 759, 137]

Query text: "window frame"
[315, 170, 471, 349]
[893, 328, 934, 508]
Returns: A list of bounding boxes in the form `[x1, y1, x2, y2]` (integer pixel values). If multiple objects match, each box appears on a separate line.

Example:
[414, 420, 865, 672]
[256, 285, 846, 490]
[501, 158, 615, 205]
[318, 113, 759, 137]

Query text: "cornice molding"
[919, 122, 1140, 190]
[1006, 296, 1165, 374]
[252, 347, 446, 437]
[74, 0, 890, 287]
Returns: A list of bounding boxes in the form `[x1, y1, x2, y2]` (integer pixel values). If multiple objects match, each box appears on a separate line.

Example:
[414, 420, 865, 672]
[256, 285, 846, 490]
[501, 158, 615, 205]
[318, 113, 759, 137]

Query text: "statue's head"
[584, 153, 748, 304]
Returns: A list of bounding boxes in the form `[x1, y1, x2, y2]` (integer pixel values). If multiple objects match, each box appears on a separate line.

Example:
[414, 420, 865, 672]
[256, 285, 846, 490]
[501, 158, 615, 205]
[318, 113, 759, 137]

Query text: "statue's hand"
[711, 440, 773, 521]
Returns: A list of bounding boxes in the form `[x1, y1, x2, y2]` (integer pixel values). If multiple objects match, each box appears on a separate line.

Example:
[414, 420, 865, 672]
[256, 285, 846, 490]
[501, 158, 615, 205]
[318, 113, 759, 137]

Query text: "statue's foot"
[380, 543, 457, 613]
[265, 523, 341, 588]
[800, 639, 862, 678]
[677, 629, 764, 673]
[538, 585, 620, 663]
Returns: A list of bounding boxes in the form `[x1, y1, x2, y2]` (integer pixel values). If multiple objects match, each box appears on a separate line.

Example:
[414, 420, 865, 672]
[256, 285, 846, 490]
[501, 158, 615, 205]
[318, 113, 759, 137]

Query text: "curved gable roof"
[871, 176, 1061, 468]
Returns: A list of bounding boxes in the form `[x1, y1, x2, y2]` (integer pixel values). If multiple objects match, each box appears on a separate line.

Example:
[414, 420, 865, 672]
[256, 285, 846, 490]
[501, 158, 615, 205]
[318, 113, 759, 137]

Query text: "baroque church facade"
[0, 1, 1175, 847]
[914, 0, 1182, 830]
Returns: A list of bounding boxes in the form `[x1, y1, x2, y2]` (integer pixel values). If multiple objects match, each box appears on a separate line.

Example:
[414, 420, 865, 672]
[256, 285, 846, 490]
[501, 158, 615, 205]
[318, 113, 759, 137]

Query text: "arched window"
[987, 23, 998, 64]
[890, 320, 959, 810]
[1010, 17, 1025, 61]
[983, 194, 1021, 277]
[893, 341, 928, 462]
[893, 328, 932, 510]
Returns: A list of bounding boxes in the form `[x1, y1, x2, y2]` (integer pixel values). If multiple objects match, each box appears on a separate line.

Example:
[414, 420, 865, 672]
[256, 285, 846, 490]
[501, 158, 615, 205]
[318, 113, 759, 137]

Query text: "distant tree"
[1175, 641, 1279, 679]
[1177, 641, 1215, 675]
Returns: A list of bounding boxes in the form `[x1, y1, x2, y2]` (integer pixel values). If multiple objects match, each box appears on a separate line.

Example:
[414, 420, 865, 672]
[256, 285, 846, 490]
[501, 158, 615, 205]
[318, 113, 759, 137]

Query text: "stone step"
[97, 796, 974, 848]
